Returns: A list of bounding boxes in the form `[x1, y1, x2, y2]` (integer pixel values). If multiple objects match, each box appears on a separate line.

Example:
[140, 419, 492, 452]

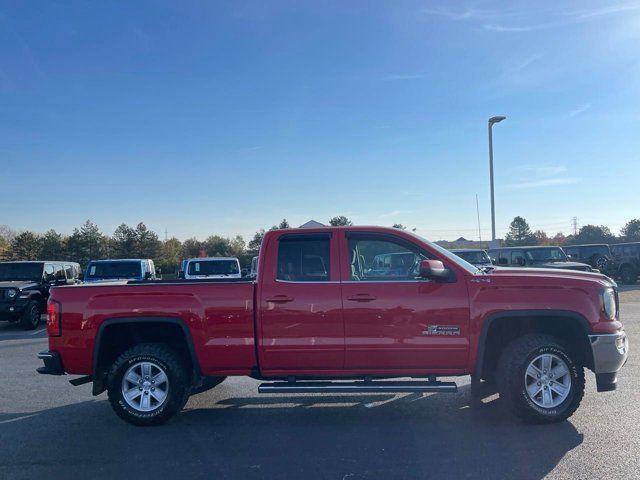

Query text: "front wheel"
[593, 255, 608, 272]
[20, 301, 41, 330]
[497, 334, 584, 424]
[107, 343, 190, 426]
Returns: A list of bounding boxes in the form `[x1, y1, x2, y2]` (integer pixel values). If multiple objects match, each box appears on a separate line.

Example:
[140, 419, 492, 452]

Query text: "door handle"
[266, 295, 294, 303]
[347, 294, 376, 302]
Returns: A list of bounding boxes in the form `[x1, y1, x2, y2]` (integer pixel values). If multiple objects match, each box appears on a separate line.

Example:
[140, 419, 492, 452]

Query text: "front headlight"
[602, 288, 617, 320]
[6, 289, 17, 299]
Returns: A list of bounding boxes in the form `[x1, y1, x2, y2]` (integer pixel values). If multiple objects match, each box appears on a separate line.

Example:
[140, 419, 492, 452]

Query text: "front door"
[340, 232, 469, 372]
[259, 232, 344, 373]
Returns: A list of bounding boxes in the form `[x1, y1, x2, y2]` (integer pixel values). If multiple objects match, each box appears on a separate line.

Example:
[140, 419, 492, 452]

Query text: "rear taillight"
[47, 299, 62, 337]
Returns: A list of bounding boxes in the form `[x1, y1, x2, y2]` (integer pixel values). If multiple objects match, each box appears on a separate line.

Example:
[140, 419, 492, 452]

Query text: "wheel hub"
[524, 353, 571, 409]
[121, 361, 169, 412]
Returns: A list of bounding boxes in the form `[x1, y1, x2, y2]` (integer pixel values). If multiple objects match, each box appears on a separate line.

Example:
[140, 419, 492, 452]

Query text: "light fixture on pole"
[488, 115, 506, 241]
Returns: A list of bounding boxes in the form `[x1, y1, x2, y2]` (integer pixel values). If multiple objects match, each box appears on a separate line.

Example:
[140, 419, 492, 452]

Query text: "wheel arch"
[474, 310, 594, 381]
[92, 317, 201, 395]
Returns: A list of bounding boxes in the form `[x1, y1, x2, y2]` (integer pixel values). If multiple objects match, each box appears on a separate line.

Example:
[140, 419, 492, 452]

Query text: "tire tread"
[497, 334, 585, 424]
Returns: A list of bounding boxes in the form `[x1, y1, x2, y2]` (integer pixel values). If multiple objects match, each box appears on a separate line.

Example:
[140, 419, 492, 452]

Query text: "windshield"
[86, 262, 142, 279]
[0, 263, 44, 281]
[188, 260, 239, 276]
[524, 248, 568, 262]
[454, 251, 491, 265]
[407, 232, 478, 274]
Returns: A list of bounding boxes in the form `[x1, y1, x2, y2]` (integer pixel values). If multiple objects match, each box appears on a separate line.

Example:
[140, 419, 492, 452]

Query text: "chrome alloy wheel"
[121, 361, 169, 412]
[524, 354, 571, 408]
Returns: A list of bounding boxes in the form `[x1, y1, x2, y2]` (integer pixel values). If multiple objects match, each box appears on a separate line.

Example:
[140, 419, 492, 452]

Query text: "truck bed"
[49, 280, 257, 376]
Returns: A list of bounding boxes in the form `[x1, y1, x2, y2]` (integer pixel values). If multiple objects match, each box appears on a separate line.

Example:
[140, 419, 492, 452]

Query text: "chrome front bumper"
[588, 331, 629, 392]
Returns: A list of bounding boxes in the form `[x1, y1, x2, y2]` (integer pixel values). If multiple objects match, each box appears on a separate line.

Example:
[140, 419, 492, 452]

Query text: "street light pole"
[488, 115, 506, 241]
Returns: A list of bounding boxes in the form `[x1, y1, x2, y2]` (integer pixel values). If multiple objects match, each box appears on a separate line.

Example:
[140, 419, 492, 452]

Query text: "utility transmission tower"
[164, 228, 168, 242]
[571, 217, 578, 235]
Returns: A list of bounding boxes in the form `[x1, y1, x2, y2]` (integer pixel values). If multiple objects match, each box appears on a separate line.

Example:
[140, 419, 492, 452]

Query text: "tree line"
[504, 216, 640, 247]
[2, 215, 637, 273]
[0, 216, 355, 274]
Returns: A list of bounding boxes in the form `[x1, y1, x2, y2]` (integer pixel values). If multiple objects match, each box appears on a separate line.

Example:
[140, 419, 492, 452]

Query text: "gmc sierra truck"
[37, 226, 628, 426]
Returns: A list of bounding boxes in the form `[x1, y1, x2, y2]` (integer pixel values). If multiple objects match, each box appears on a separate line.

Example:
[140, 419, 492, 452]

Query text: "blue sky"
[1, 1, 639, 241]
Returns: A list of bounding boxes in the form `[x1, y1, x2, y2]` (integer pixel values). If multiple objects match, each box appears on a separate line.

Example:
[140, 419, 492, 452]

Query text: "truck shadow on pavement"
[0, 383, 583, 480]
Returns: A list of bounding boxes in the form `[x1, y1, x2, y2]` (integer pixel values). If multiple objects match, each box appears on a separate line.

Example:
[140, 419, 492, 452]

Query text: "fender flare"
[473, 309, 592, 377]
[92, 316, 202, 395]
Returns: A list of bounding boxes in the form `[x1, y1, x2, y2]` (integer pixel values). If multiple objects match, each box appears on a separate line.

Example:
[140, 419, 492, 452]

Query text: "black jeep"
[450, 249, 493, 268]
[563, 244, 617, 275]
[0, 261, 81, 330]
[488, 246, 596, 272]
[611, 242, 640, 285]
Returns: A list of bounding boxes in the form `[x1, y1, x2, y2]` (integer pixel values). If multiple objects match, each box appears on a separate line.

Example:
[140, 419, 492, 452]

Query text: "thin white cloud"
[379, 210, 412, 218]
[428, 2, 640, 33]
[517, 164, 568, 176]
[570, 103, 591, 116]
[420, 7, 489, 21]
[483, 23, 546, 32]
[501, 53, 544, 81]
[572, 2, 640, 20]
[506, 177, 582, 189]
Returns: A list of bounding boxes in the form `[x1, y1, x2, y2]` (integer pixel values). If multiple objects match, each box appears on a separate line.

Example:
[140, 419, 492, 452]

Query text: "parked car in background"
[488, 246, 596, 272]
[84, 259, 157, 283]
[611, 242, 640, 284]
[451, 249, 493, 268]
[563, 244, 617, 274]
[183, 257, 241, 279]
[0, 261, 81, 330]
[39, 225, 627, 426]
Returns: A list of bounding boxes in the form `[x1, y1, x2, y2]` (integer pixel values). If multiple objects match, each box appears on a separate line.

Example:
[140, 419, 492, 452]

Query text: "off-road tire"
[592, 254, 608, 272]
[107, 343, 190, 426]
[191, 376, 226, 395]
[497, 334, 585, 424]
[20, 301, 40, 330]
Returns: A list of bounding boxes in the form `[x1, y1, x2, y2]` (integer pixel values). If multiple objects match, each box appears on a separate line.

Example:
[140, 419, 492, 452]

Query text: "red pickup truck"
[38, 226, 628, 426]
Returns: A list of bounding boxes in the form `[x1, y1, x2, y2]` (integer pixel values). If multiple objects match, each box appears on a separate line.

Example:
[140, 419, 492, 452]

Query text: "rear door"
[258, 232, 344, 373]
[340, 232, 470, 371]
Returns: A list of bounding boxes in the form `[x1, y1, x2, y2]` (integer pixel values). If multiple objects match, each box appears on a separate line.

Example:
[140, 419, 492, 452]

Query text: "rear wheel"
[20, 301, 40, 330]
[497, 334, 584, 424]
[107, 343, 190, 426]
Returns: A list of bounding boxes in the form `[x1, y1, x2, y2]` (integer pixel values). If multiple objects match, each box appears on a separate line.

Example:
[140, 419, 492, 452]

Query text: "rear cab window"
[277, 236, 331, 281]
[188, 259, 240, 276]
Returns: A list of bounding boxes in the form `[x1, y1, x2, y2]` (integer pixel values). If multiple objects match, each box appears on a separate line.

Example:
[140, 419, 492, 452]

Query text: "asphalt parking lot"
[1, 287, 638, 480]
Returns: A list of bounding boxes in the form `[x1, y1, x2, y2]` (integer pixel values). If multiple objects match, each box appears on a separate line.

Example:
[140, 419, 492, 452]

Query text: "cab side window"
[64, 265, 75, 280]
[277, 235, 330, 282]
[44, 264, 55, 282]
[511, 250, 524, 265]
[491, 250, 509, 265]
[54, 264, 66, 282]
[348, 236, 426, 281]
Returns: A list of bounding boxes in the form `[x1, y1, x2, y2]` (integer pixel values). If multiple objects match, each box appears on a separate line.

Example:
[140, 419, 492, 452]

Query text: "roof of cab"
[87, 259, 151, 263]
[186, 257, 239, 261]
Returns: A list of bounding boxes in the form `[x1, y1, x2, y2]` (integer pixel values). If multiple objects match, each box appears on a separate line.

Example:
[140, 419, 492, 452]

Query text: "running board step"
[258, 380, 457, 394]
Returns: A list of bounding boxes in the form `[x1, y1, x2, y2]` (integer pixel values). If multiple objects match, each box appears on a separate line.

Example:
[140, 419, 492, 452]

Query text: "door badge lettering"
[423, 325, 460, 336]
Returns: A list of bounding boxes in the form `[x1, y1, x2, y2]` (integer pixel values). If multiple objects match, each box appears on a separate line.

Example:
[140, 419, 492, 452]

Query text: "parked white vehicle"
[183, 257, 242, 279]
